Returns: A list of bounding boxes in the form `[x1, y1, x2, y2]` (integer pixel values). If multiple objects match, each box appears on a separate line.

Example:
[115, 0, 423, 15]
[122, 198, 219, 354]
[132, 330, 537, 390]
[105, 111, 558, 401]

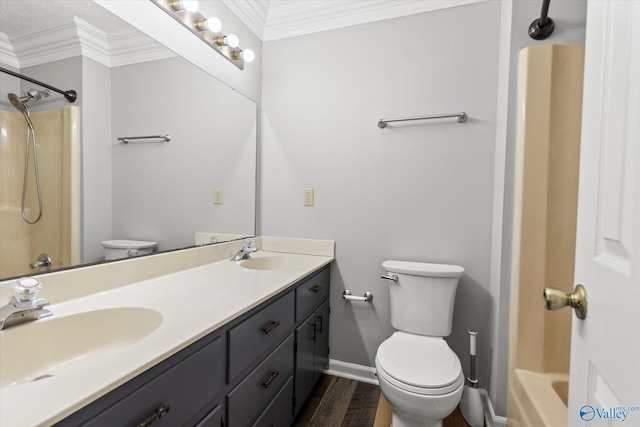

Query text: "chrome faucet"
[30, 252, 52, 271]
[0, 277, 52, 330]
[231, 240, 258, 261]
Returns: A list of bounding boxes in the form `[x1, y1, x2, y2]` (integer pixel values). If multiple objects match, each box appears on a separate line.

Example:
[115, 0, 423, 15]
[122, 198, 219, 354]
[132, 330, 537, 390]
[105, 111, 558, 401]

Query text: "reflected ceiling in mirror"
[0, 0, 257, 281]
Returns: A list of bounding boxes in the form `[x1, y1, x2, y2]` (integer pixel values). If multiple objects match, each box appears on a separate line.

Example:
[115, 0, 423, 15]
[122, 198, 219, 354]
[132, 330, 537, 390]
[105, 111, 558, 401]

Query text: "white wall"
[110, 56, 257, 251]
[82, 57, 113, 262]
[262, 0, 501, 393]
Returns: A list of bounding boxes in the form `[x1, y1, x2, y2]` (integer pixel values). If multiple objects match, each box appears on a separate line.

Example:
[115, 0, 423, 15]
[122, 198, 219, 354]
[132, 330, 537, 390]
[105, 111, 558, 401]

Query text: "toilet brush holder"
[460, 330, 484, 427]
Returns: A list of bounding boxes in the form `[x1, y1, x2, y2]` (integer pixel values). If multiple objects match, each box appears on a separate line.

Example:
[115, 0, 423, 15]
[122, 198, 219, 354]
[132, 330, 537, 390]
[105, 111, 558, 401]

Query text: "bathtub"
[509, 370, 568, 427]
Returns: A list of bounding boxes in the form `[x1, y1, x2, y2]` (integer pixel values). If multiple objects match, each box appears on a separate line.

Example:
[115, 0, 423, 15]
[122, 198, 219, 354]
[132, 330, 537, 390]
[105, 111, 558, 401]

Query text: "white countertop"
[0, 237, 334, 427]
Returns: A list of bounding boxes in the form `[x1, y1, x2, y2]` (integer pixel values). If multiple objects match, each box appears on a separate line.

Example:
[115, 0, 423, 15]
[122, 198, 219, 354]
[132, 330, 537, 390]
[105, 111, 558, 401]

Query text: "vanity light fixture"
[152, 0, 252, 70]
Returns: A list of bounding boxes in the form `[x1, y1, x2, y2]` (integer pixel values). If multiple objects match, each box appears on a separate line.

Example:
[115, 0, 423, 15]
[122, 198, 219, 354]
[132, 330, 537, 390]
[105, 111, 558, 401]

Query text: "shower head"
[7, 88, 49, 112]
[8, 93, 29, 112]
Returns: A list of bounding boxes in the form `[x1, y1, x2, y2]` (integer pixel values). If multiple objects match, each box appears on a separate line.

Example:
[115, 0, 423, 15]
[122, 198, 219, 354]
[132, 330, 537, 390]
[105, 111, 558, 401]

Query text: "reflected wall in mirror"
[0, 1, 257, 280]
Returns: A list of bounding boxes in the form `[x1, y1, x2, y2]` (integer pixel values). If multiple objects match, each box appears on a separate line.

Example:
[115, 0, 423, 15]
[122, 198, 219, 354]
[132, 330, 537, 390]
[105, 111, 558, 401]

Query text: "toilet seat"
[376, 332, 463, 396]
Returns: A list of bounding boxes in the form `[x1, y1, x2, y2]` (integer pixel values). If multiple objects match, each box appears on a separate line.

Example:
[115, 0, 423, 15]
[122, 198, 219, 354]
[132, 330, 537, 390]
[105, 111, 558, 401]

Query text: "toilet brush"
[460, 330, 484, 427]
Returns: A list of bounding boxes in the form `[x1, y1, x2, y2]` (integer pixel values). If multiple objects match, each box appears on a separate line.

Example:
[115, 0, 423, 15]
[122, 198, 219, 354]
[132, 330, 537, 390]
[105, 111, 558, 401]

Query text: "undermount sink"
[0, 307, 162, 388]
[239, 255, 305, 271]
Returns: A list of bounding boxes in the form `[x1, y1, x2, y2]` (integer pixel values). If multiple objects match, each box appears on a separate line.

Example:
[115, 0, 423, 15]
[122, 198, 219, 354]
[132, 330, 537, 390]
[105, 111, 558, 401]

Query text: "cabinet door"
[294, 299, 330, 415]
[294, 313, 317, 415]
[313, 300, 330, 383]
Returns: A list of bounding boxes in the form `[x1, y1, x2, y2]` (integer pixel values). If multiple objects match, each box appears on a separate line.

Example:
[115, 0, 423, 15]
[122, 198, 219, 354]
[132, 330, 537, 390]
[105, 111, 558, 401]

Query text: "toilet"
[375, 260, 465, 427]
[101, 240, 157, 261]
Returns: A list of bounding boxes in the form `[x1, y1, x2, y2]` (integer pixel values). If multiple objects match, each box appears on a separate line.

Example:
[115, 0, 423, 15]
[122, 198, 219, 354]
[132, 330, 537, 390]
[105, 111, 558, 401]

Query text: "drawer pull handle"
[138, 404, 170, 427]
[309, 285, 322, 293]
[263, 320, 281, 334]
[262, 370, 280, 389]
[316, 315, 323, 333]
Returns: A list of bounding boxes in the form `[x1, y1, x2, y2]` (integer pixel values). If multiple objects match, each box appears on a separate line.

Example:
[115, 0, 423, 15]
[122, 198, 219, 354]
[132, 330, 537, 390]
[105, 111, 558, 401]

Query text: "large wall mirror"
[0, 1, 257, 280]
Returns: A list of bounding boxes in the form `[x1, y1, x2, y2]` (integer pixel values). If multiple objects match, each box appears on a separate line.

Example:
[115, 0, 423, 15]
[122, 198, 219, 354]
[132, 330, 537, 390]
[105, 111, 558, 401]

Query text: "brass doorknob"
[543, 284, 587, 319]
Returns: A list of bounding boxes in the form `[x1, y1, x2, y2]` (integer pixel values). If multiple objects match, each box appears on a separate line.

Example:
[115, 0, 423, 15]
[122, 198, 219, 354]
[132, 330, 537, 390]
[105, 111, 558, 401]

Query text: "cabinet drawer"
[195, 404, 222, 427]
[228, 292, 294, 382]
[227, 334, 294, 427]
[79, 335, 224, 427]
[251, 376, 293, 427]
[295, 267, 330, 322]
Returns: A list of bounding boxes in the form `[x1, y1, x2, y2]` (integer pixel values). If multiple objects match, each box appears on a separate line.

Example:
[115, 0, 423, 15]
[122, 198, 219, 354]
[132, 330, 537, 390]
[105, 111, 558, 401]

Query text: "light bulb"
[205, 16, 222, 33]
[224, 34, 240, 48]
[241, 49, 255, 62]
[180, 0, 199, 12]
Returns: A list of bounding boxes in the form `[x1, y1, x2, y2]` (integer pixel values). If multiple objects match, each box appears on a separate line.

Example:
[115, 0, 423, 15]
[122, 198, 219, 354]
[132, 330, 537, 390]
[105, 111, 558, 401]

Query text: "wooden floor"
[293, 375, 471, 427]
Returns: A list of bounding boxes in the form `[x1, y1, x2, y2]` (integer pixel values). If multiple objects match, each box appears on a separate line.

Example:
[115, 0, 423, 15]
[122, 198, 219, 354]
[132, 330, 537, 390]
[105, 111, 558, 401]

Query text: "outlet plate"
[214, 188, 223, 204]
[304, 188, 314, 206]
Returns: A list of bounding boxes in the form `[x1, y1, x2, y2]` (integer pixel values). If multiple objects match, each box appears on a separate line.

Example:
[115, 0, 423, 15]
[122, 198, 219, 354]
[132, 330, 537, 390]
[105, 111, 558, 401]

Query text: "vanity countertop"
[0, 237, 334, 427]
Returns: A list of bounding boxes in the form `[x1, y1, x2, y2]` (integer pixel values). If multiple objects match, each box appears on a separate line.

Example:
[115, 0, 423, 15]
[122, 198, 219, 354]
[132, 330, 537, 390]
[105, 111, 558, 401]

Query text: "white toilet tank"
[101, 240, 157, 261]
[382, 260, 464, 337]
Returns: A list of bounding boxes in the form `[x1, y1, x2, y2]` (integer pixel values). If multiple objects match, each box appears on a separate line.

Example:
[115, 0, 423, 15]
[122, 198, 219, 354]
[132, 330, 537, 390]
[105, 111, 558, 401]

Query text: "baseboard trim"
[480, 389, 508, 427]
[324, 359, 379, 385]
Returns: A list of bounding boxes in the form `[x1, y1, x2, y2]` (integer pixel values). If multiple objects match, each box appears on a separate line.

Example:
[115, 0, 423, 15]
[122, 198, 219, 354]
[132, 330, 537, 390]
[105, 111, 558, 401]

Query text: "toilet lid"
[376, 332, 462, 393]
[101, 240, 157, 249]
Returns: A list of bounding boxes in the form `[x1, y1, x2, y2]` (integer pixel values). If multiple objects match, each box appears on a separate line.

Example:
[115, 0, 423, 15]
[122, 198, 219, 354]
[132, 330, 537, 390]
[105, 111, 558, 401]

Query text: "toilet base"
[390, 412, 444, 427]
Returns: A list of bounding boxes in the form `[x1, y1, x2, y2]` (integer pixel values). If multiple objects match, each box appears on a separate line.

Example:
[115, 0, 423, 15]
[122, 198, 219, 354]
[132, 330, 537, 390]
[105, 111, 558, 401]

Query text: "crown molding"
[222, 0, 270, 40]
[226, 0, 487, 42]
[0, 33, 19, 68]
[264, 0, 487, 41]
[2, 17, 174, 70]
[108, 27, 176, 67]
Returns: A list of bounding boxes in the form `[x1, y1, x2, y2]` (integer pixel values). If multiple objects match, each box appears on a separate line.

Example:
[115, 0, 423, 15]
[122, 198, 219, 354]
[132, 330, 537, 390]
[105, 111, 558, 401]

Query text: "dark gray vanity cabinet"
[227, 292, 295, 384]
[56, 264, 331, 427]
[55, 333, 226, 427]
[227, 335, 295, 426]
[226, 266, 330, 426]
[294, 299, 330, 416]
[295, 267, 330, 323]
[251, 377, 295, 427]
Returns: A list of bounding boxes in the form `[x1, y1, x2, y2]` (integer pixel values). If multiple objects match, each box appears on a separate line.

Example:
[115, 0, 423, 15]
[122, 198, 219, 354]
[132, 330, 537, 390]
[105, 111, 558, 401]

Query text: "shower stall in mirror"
[0, 101, 81, 278]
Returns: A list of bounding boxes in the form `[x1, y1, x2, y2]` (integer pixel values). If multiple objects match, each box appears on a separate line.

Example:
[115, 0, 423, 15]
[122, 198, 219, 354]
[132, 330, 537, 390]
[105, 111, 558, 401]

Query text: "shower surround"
[507, 44, 585, 427]
[0, 106, 80, 278]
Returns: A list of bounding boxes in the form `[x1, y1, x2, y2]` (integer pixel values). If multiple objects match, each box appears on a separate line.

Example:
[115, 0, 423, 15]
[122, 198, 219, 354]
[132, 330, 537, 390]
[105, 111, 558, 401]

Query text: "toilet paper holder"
[342, 290, 373, 302]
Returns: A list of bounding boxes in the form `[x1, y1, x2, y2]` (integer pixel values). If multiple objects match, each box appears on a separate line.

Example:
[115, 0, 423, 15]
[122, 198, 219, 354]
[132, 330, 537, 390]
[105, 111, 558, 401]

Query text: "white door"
[567, 1, 640, 426]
